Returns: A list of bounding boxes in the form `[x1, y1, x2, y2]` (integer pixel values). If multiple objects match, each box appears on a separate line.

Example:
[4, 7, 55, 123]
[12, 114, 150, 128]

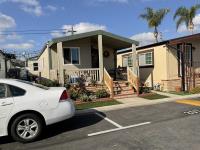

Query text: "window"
[139, 52, 153, 66]
[0, 84, 6, 98]
[8, 85, 26, 97]
[33, 63, 38, 71]
[63, 48, 80, 64]
[122, 54, 133, 67]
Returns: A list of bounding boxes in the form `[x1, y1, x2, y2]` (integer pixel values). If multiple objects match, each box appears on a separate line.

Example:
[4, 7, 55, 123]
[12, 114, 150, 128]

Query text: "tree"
[174, 4, 200, 33]
[140, 7, 170, 43]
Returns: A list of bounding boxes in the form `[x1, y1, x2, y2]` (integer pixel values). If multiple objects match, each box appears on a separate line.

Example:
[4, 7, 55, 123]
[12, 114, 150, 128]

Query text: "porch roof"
[49, 30, 139, 49]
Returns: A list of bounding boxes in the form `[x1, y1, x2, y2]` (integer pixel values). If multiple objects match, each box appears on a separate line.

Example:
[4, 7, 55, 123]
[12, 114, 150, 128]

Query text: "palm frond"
[173, 7, 188, 20]
[176, 16, 187, 30]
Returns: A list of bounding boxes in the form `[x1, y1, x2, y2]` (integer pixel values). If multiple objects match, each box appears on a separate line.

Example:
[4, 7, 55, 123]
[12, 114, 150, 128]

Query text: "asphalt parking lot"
[1, 99, 200, 150]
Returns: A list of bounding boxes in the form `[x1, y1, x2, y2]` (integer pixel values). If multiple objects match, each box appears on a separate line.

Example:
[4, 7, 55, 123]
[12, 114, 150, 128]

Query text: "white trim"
[63, 47, 81, 65]
[88, 122, 151, 137]
[139, 51, 153, 66]
[95, 112, 123, 128]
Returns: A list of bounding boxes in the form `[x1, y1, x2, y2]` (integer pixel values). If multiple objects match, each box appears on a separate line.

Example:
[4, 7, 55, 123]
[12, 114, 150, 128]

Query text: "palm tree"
[174, 4, 200, 33]
[140, 7, 170, 43]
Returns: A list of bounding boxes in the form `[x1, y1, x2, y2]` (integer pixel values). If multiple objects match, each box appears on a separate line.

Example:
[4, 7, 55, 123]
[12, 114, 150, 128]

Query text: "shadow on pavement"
[0, 110, 105, 144]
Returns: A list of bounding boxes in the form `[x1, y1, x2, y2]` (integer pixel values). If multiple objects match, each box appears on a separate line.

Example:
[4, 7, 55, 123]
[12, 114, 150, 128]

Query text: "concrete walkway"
[76, 93, 200, 115]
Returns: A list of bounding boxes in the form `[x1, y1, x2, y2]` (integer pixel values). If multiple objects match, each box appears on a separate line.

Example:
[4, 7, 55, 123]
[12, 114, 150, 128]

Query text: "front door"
[0, 83, 14, 119]
[91, 47, 99, 68]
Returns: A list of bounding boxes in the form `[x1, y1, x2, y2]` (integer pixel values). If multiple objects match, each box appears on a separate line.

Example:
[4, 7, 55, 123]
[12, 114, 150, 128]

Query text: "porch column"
[98, 34, 104, 83]
[132, 44, 139, 76]
[57, 42, 64, 85]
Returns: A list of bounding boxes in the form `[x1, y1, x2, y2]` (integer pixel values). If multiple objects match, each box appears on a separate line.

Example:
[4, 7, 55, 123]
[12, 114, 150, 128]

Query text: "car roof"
[0, 79, 40, 91]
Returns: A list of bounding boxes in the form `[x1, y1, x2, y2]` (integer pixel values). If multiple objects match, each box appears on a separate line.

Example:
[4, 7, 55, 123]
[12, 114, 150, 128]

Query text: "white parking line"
[95, 112, 123, 128]
[88, 122, 151, 137]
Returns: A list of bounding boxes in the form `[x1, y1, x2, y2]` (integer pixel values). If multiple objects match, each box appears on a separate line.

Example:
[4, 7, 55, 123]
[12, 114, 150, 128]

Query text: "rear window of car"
[0, 84, 6, 98]
[16, 80, 50, 90]
[8, 85, 26, 97]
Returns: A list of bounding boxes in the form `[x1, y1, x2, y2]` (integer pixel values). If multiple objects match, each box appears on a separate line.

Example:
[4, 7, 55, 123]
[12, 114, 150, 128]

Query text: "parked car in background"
[0, 79, 75, 143]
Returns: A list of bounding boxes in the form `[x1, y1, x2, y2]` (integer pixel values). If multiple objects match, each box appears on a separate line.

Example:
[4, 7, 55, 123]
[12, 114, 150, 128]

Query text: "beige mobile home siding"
[117, 51, 132, 67]
[139, 45, 168, 87]
[38, 47, 50, 79]
[27, 59, 39, 76]
[62, 38, 92, 70]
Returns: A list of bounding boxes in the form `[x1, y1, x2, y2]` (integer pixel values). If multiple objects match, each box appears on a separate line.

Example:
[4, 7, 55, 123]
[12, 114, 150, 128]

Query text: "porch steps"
[113, 81, 136, 99]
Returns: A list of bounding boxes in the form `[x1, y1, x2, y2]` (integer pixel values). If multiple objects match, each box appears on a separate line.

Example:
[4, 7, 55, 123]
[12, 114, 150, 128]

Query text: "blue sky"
[0, 0, 200, 56]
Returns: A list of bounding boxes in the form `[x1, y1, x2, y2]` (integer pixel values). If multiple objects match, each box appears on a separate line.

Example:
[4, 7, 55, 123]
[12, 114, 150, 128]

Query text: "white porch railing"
[104, 68, 114, 98]
[64, 68, 100, 83]
[127, 66, 139, 95]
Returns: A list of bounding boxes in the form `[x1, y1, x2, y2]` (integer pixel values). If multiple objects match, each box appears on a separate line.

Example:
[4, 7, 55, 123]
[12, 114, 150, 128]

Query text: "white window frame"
[139, 51, 153, 66]
[33, 62, 39, 71]
[63, 47, 81, 65]
[122, 54, 133, 67]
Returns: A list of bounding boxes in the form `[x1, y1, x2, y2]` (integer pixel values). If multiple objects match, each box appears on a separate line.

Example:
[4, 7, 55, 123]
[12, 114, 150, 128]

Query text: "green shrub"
[139, 87, 151, 94]
[37, 78, 60, 87]
[80, 94, 91, 102]
[89, 95, 97, 100]
[190, 86, 200, 94]
[64, 83, 71, 90]
[90, 79, 97, 86]
[69, 88, 79, 100]
[95, 89, 110, 99]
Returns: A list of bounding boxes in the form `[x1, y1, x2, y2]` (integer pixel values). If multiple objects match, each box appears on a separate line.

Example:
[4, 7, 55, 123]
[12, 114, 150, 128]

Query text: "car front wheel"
[10, 113, 43, 143]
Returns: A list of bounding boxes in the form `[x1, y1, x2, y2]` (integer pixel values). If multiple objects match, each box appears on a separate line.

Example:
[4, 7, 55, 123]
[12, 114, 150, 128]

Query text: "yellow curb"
[176, 100, 200, 106]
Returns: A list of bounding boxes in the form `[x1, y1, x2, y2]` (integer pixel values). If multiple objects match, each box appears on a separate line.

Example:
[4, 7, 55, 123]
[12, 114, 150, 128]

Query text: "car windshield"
[16, 80, 50, 90]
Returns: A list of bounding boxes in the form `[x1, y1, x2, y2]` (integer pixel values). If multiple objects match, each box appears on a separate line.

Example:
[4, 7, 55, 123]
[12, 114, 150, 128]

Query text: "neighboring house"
[31, 30, 140, 96]
[0, 50, 16, 78]
[27, 56, 39, 76]
[117, 33, 200, 92]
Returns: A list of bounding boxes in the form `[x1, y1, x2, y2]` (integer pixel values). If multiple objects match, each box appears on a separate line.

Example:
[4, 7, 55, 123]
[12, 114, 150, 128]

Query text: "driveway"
[1, 98, 200, 150]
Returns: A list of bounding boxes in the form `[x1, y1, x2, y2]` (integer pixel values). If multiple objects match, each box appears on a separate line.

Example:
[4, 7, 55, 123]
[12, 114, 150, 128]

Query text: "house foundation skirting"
[161, 79, 181, 92]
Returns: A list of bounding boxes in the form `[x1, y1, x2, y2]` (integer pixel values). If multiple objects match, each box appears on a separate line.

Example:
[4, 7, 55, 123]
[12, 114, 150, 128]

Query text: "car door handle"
[1, 102, 13, 106]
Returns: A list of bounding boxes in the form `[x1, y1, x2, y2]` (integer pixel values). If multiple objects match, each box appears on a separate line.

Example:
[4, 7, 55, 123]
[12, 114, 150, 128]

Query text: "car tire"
[10, 113, 44, 143]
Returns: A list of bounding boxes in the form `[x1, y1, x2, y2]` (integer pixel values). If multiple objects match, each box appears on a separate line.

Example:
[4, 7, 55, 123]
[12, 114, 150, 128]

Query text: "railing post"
[110, 77, 114, 98]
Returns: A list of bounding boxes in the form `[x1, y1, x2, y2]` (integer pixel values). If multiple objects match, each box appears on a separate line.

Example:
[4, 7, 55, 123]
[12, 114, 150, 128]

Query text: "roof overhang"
[50, 30, 139, 49]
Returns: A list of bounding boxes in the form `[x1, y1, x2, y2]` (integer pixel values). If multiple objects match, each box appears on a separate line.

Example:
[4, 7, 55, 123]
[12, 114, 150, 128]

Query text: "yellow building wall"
[38, 46, 50, 79]
[138, 45, 168, 88]
[117, 51, 132, 67]
[27, 59, 39, 76]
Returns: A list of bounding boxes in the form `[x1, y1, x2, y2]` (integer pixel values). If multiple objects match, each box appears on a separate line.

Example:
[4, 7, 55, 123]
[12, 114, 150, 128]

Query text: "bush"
[80, 94, 91, 102]
[139, 87, 151, 94]
[64, 83, 71, 90]
[190, 86, 200, 94]
[69, 88, 79, 100]
[90, 79, 97, 87]
[37, 78, 60, 87]
[95, 89, 110, 99]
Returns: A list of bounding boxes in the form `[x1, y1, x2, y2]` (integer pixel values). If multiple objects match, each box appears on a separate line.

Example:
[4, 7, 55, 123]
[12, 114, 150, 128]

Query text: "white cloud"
[45, 5, 57, 11]
[0, 12, 19, 42]
[51, 22, 107, 37]
[1, 42, 34, 50]
[6, 32, 22, 40]
[178, 13, 200, 33]
[0, 13, 16, 30]
[1, 0, 43, 16]
[131, 32, 157, 46]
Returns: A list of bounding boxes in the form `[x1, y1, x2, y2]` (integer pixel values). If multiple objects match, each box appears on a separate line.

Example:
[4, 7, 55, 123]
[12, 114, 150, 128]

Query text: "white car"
[0, 79, 75, 143]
